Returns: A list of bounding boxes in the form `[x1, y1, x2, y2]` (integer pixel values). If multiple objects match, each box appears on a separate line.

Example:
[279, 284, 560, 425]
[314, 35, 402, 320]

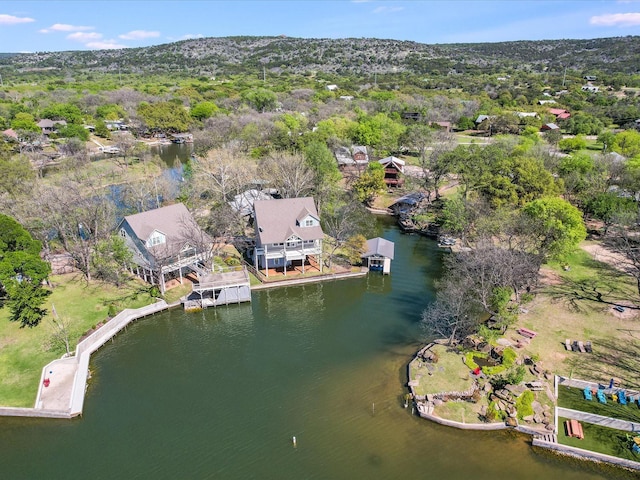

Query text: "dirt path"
[581, 242, 633, 274]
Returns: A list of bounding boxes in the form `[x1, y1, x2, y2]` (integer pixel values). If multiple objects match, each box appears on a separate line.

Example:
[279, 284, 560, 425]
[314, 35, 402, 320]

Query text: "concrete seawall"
[0, 300, 169, 419]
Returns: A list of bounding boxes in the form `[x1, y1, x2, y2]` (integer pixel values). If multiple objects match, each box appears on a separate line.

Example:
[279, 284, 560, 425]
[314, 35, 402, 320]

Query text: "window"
[304, 219, 314, 227]
[119, 229, 126, 238]
[146, 231, 166, 247]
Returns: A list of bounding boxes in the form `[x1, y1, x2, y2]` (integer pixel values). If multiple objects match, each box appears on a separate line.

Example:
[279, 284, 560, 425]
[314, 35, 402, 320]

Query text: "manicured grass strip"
[0, 274, 155, 407]
[558, 416, 640, 462]
[558, 386, 640, 423]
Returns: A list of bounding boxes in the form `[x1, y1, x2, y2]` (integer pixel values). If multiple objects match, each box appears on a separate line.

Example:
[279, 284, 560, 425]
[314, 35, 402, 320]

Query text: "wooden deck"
[259, 257, 322, 278]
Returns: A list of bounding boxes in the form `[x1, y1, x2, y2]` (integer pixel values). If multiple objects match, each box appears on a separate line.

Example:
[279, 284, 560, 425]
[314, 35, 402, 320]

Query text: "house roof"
[541, 123, 559, 130]
[557, 113, 571, 120]
[390, 192, 426, 207]
[37, 119, 67, 128]
[475, 115, 490, 124]
[379, 156, 405, 171]
[2, 128, 18, 139]
[121, 203, 205, 256]
[363, 237, 395, 260]
[229, 189, 272, 217]
[548, 108, 568, 116]
[253, 197, 323, 245]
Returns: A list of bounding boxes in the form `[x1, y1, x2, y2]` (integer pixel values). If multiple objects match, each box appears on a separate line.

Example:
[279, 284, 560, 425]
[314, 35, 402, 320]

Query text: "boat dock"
[183, 266, 251, 310]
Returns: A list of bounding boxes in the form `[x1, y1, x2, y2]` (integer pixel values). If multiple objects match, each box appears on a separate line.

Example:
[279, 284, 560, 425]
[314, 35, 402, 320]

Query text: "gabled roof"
[253, 197, 323, 245]
[37, 119, 67, 128]
[363, 237, 395, 260]
[548, 108, 568, 116]
[557, 113, 571, 120]
[121, 203, 206, 256]
[379, 156, 405, 171]
[475, 115, 491, 124]
[541, 123, 559, 130]
[2, 128, 18, 139]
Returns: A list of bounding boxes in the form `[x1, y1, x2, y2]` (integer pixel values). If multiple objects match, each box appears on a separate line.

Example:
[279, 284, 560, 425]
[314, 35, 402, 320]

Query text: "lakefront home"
[117, 203, 212, 292]
[252, 197, 324, 277]
[378, 156, 405, 187]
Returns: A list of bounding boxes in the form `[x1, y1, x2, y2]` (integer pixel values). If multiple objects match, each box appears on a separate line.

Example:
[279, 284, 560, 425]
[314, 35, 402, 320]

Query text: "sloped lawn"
[558, 416, 640, 462]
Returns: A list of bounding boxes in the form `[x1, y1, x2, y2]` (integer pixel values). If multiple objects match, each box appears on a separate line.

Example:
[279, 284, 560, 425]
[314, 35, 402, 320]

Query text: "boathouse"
[362, 237, 395, 274]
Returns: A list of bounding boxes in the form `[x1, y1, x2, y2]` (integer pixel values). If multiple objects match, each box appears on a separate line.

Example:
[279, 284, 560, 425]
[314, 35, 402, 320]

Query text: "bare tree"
[322, 196, 374, 268]
[259, 152, 314, 199]
[192, 147, 255, 203]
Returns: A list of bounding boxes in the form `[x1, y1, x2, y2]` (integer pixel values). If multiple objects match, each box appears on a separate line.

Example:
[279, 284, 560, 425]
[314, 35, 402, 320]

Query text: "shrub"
[516, 390, 535, 419]
[502, 348, 517, 368]
[224, 256, 241, 266]
[107, 303, 118, 318]
[149, 285, 162, 298]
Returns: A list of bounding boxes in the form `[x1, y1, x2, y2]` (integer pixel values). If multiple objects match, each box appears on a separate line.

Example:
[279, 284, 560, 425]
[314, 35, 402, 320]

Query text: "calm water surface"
[0, 219, 625, 479]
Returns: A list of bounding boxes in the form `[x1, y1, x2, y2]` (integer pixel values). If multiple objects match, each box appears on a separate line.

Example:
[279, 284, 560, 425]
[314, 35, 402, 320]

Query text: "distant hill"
[1, 36, 639, 76]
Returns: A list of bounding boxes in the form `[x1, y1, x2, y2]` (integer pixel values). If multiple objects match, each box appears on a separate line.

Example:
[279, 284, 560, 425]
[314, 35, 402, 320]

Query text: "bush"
[107, 303, 118, 318]
[502, 347, 517, 368]
[516, 390, 535, 419]
[149, 285, 162, 298]
[224, 256, 241, 266]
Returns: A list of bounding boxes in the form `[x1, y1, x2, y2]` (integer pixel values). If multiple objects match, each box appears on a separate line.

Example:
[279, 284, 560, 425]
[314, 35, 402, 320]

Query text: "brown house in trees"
[378, 156, 405, 187]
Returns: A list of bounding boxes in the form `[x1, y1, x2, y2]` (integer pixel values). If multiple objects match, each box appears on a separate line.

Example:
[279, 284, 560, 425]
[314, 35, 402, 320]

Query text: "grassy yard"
[0, 273, 156, 407]
[507, 246, 640, 389]
[557, 416, 640, 462]
[409, 344, 473, 395]
[558, 386, 640, 424]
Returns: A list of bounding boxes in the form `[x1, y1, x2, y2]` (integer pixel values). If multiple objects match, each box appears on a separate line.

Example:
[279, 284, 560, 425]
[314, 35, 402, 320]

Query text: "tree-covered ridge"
[2, 35, 640, 76]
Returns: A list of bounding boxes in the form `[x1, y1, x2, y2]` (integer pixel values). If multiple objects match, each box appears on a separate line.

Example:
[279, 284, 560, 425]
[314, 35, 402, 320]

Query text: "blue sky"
[1, 1, 640, 52]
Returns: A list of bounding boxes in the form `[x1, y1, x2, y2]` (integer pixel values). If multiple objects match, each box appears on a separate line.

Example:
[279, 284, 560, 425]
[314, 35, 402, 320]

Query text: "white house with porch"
[252, 197, 324, 277]
[117, 203, 212, 293]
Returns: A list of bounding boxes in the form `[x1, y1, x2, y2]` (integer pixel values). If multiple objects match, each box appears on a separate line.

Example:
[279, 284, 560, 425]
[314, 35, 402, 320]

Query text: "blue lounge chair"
[619, 390, 627, 405]
[583, 387, 593, 400]
[597, 390, 607, 404]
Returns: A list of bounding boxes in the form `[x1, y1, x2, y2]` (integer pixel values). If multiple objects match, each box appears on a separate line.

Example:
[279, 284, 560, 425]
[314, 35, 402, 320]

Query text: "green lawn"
[410, 344, 473, 395]
[558, 416, 640, 462]
[558, 386, 640, 423]
[0, 273, 156, 407]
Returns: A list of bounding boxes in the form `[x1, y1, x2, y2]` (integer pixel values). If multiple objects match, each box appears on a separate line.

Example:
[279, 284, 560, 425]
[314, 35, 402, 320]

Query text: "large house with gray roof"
[117, 203, 212, 292]
[252, 197, 324, 276]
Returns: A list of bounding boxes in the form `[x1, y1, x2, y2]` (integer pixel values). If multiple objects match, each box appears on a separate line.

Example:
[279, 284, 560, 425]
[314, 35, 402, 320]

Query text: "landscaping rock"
[545, 423, 555, 431]
[522, 415, 535, 422]
[533, 413, 544, 424]
[433, 399, 443, 406]
[505, 417, 518, 427]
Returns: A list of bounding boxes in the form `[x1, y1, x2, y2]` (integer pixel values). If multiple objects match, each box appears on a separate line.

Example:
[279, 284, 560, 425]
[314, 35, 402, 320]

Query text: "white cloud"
[39, 23, 93, 33]
[372, 6, 404, 14]
[67, 32, 103, 42]
[118, 30, 160, 40]
[590, 12, 640, 27]
[85, 41, 127, 50]
[0, 14, 35, 25]
[176, 33, 205, 40]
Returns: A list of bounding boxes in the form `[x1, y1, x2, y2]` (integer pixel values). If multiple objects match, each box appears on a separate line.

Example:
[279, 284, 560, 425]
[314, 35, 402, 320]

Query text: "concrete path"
[558, 407, 640, 432]
[37, 357, 78, 411]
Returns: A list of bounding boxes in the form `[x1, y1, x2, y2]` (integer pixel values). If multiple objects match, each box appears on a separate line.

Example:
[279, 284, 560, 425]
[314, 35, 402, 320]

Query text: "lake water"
[0, 219, 625, 479]
[151, 142, 193, 167]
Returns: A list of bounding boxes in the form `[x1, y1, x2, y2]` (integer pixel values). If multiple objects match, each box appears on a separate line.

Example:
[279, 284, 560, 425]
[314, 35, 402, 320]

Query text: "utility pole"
[263, 66, 266, 84]
[562, 66, 567, 87]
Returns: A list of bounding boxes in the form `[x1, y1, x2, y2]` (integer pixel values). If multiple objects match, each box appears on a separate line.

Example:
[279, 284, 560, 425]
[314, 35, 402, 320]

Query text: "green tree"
[91, 235, 133, 286]
[137, 101, 191, 133]
[558, 135, 587, 153]
[303, 140, 341, 208]
[352, 162, 385, 205]
[350, 112, 405, 155]
[584, 192, 636, 234]
[0, 214, 51, 327]
[190, 101, 219, 120]
[0, 154, 35, 198]
[10, 112, 40, 133]
[521, 197, 587, 260]
[242, 88, 278, 113]
[94, 120, 111, 139]
[41, 103, 83, 124]
[58, 123, 90, 141]
[613, 129, 640, 158]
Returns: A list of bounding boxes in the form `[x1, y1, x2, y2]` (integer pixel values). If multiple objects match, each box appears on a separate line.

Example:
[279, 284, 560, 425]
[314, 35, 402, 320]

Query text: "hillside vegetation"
[1, 35, 640, 77]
